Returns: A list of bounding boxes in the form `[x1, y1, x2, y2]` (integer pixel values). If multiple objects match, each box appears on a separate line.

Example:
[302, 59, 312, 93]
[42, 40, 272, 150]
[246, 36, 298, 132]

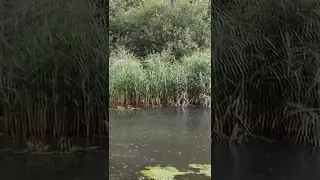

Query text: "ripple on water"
[110, 107, 211, 180]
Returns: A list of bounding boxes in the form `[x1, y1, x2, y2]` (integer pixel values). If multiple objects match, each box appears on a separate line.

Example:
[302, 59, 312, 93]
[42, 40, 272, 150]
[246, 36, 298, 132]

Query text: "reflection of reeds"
[0, 0, 108, 139]
[213, 0, 320, 146]
[21, 137, 100, 154]
[109, 49, 211, 108]
[25, 141, 50, 152]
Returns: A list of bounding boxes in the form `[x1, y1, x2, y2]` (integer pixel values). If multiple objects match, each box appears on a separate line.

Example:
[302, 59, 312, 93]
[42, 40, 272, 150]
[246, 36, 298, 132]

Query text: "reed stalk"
[109, 49, 211, 108]
[0, 0, 108, 139]
[213, 0, 320, 145]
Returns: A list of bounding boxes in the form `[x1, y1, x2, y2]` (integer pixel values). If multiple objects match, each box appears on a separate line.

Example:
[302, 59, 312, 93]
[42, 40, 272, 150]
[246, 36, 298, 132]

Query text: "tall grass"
[0, 0, 108, 139]
[213, 0, 320, 145]
[109, 49, 211, 108]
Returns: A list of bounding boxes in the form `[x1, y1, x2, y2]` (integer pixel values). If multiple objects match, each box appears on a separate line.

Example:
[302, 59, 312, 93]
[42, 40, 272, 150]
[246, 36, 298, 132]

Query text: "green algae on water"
[139, 166, 192, 180]
[189, 164, 211, 177]
[139, 164, 211, 180]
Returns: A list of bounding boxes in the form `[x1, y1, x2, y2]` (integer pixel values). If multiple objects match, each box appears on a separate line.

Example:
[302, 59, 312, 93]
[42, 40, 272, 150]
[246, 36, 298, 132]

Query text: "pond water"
[109, 107, 211, 180]
[0, 150, 108, 180]
[213, 141, 320, 180]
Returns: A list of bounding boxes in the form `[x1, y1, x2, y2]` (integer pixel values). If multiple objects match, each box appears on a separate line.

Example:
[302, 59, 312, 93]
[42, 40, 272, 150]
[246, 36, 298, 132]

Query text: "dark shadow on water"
[0, 137, 108, 180]
[213, 141, 320, 180]
[0, 151, 108, 180]
[175, 174, 209, 180]
[109, 107, 211, 180]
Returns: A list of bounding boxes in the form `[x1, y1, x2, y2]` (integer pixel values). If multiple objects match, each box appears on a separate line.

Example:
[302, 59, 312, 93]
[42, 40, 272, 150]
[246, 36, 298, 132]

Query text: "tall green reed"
[109, 49, 211, 107]
[213, 0, 320, 145]
[0, 0, 108, 139]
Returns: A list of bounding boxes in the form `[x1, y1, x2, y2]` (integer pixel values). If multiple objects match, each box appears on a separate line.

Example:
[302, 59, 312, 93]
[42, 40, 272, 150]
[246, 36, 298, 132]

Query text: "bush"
[110, 0, 210, 59]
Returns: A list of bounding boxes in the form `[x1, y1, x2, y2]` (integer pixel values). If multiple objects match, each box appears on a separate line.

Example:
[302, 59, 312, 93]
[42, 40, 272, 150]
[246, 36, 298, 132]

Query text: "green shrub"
[110, 0, 210, 59]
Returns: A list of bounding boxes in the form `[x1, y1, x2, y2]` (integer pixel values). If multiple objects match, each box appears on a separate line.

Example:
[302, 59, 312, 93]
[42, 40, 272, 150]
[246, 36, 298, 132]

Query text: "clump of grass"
[109, 48, 211, 108]
[0, 0, 108, 139]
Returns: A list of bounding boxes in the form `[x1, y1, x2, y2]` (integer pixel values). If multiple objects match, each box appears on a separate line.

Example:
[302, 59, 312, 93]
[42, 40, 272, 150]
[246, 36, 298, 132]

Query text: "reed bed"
[0, 0, 108, 139]
[109, 49, 211, 108]
[212, 0, 320, 146]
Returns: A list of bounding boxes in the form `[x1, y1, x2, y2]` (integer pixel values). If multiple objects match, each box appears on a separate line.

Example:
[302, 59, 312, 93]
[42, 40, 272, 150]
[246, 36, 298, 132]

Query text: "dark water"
[0, 150, 108, 180]
[213, 142, 320, 180]
[109, 107, 211, 180]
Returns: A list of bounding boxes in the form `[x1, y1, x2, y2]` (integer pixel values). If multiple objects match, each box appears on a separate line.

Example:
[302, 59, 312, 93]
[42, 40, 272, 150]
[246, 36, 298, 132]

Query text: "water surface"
[0, 150, 108, 180]
[109, 107, 211, 179]
[213, 141, 320, 180]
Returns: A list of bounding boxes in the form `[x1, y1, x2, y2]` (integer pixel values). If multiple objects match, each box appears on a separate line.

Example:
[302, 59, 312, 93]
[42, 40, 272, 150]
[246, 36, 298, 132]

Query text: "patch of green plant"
[212, 0, 320, 144]
[139, 166, 192, 180]
[189, 164, 211, 177]
[109, 49, 211, 107]
[110, 0, 210, 58]
[139, 164, 211, 180]
[0, 0, 108, 138]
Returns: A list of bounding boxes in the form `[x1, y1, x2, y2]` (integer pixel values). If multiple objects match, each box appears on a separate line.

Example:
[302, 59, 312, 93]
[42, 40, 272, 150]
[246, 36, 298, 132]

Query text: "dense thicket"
[109, 0, 211, 107]
[0, 0, 108, 139]
[212, 0, 320, 146]
[110, 0, 210, 59]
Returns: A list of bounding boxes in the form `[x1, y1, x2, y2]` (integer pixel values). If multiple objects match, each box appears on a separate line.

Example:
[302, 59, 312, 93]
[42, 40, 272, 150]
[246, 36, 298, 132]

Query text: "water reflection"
[109, 107, 211, 179]
[0, 151, 108, 180]
[213, 142, 320, 180]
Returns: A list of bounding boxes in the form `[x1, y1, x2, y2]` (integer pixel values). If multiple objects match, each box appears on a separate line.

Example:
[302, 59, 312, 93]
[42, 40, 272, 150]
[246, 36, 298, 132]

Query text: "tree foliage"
[110, 0, 210, 59]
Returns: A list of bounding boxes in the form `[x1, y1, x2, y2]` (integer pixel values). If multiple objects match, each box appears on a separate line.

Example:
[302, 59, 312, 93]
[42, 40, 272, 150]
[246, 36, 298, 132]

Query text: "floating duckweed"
[139, 164, 211, 180]
[189, 164, 211, 177]
[139, 166, 192, 180]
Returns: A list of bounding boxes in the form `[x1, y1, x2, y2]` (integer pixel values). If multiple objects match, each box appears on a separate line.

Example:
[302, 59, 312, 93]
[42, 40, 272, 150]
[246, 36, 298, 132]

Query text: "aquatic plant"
[139, 166, 192, 180]
[189, 164, 211, 177]
[139, 164, 211, 180]
[0, 0, 108, 139]
[109, 49, 211, 108]
[212, 0, 320, 146]
[110, 105, 142, 112]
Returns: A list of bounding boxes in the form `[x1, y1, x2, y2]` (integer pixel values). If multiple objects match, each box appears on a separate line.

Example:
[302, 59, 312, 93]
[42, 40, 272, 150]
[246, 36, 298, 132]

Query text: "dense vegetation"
[109, 0, 211, 108]
[212, 0, 320, 146]
[0, 0, 108, 139]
